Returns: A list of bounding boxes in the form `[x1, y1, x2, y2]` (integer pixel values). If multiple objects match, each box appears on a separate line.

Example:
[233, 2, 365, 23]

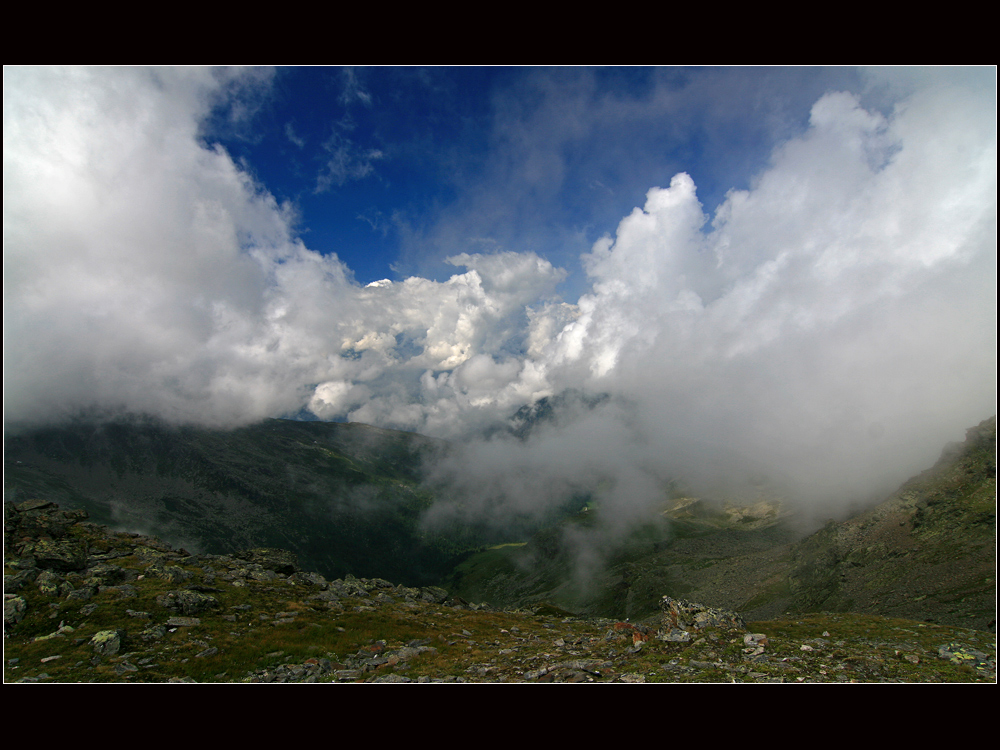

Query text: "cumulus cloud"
[427, 76, 997, 524]
[3, 70, 567, 431]
[4, 67, 995, 526]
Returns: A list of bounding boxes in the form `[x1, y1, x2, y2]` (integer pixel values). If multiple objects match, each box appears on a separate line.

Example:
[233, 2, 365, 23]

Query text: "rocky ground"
[4, 500, 994, 683]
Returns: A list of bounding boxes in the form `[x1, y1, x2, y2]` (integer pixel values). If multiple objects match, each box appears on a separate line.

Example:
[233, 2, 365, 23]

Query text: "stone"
[156, 590, 219, 615]
[91, 629, 126, 656]
[659, 596, 747, 633]
[4, 595, 27, 632]
[237, 548, 299, 576]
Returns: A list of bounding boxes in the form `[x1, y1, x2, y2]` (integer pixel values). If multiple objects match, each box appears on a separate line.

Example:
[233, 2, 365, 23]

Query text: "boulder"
[156, 590, 220, 616]
[659, 596, 746, 633]
[237, 548, 299, 576]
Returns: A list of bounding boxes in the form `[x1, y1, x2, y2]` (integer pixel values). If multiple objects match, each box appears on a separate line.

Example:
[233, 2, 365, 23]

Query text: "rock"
[165, 617, 201, 628]
[145, 563, 193, 583]
[237, 548, 299, 576]
[141, 624, 169, 640]
[29, 539, 88, 572]
[91, 629, 126, 656]
[5, 501, 87, 545]
[290, 571, 328, 588]
[156, 590, 220, 616]
[420, 586, 450, 604]
[34, 570, 64, 596]
[4, 595, 27, 633]
[66, 587, 95, 602]
[659, 596, 747, 632]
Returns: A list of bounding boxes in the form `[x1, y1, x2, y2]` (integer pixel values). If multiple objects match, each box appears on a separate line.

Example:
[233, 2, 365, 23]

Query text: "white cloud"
[4, 67, 995, 520]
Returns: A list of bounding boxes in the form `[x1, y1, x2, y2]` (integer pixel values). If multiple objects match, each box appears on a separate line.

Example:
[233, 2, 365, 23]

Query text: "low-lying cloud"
[4, 67, 995, 524]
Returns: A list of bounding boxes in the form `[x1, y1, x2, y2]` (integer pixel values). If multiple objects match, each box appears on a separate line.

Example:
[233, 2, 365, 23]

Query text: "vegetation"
[4, 418, 470, 586]
[5, 515, 993, 683]
[3, 414, 995, 682]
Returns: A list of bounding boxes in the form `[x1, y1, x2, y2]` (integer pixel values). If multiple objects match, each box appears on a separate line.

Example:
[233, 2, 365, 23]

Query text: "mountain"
[4, 499, 994, 683]
[5, 413, 994, 632]
[448, 417, 996, 632]
[502, 390, 610, 441]
[3, 417, 464, 586]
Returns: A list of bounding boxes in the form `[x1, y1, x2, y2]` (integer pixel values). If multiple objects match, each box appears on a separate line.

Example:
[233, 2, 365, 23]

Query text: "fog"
[5, 67, 995, 531]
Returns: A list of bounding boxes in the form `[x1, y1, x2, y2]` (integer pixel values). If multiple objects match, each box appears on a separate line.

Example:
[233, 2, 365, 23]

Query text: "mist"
[4, 66, 995, 532]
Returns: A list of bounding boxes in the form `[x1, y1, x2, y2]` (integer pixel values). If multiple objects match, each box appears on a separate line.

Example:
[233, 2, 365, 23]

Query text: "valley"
[3, 414, 996, 682]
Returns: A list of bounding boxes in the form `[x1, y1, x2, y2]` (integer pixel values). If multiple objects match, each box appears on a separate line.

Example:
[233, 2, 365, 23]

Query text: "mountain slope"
[5, 500, 994, 683]
[449, 417, 996, 631]
[781, 416, 995, 628]
[3, 418, 460, 586]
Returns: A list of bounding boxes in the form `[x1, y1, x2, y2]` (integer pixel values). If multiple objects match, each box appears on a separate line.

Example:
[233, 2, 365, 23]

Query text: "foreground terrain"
[4, 500, 994, 683]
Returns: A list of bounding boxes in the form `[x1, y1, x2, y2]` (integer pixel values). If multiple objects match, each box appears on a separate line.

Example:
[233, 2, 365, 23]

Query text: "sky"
[4, 66, 997, 524]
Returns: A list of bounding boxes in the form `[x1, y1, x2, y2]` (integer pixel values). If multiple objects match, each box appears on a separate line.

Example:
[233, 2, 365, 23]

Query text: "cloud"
[4, 67, 307, 426]
[474, 80, 993, 520]
[4, 67, 995, 525]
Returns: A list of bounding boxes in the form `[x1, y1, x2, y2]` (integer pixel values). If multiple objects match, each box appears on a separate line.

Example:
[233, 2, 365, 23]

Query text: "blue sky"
[4, 66, 996, 519]
[201, 67, 868, 291]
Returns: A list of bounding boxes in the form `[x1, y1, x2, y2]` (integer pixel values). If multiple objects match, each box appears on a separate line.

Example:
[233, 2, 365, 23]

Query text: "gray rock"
[659, 596, 746, 633]
[165, 617, 201, 628]
[145, 563, 193, 583]
[237, 548, 299, 576]
[66, 587, 95, 601]
[35, 570, 64, 596]
[157, 590, 219, 615]
[92, 629, 126, 656]
[30, 538, 89, 572]
[4, 595, 27, 632]
[141, 624, 169, 641]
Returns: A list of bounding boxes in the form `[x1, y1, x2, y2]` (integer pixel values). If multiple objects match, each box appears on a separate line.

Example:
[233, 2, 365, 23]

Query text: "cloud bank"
[4, 66, 995, 521]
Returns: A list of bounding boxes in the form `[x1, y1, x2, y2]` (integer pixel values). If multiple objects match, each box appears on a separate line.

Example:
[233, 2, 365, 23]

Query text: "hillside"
[4, 414, 995, 683]
[3, 418, 464, 586]
[4, 500, 994, 683]
[449, 418, 996, 631]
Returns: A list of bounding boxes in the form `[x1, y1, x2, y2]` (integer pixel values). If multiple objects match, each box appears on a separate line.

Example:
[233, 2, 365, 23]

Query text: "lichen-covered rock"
[156, 590, 220, 615]
[327, 577, 370, 598]
[237, 548, 299, 576]
[34, 570, 64, 597]
[4, 595, 27, 633]
[85, 564, 133, 586]
[5, 500, 88, 547]
[92, 629, 126, 656]
[419, 586, 450, 604]
[165, 617, 201, 627]
[141, 624, 169, 641]
[659, 596, 746, 633]
[66, 586, 95, 601]
[290, 571, 329, 588]
[28, 538, 88, 572]
[145, 563, 193, 583]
